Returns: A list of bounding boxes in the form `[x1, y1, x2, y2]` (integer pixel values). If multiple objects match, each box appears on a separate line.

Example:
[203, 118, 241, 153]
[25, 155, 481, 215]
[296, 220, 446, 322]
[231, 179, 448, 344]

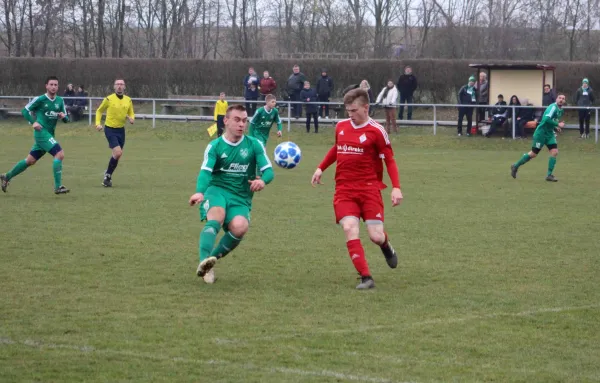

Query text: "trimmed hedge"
[0, 58, 597, 103]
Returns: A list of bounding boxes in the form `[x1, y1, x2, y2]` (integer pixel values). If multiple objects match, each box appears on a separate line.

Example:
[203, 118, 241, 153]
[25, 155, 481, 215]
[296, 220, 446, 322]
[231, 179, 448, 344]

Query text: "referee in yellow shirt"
[95, 79, 134, 187]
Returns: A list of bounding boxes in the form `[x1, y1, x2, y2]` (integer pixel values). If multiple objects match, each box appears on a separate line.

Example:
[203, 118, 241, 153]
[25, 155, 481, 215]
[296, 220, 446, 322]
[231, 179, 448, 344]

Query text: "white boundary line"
[0, 337, 408, 383]
[220, 304, 600, 343]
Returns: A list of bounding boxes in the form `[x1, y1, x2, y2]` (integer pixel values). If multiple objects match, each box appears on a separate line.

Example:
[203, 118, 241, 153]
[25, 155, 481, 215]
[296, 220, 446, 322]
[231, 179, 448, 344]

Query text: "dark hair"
[265, 94, 276, 102]
[45, 76, 58, 84]
[225, 104, 247, 117]
[509, 95, 521, 106]
[343, 88, 369, 106]
[544, 84, 551, 88]
[498, 94, 504, 99]
[556, 92, 566, 97]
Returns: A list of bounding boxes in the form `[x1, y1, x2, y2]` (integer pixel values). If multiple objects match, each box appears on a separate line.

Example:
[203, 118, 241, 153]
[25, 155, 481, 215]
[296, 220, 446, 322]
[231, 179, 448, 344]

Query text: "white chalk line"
[0, 337, 407, 383]
[215, 304, 600, 343]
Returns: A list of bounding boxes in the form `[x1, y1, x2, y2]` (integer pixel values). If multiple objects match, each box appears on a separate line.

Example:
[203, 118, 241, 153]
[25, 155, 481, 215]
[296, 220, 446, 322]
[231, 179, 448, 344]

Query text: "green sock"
[199, 220, 221, 262]
[6, 159, 29, 181]
[53, 159, 62, 189]
[514, 153, 531, 168]
[210, 231, 242, 259]
[548, 156, 557, 176]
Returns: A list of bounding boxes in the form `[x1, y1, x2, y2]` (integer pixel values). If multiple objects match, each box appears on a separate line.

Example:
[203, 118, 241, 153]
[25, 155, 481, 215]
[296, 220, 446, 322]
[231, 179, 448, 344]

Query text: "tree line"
[1, 0, 599, 61]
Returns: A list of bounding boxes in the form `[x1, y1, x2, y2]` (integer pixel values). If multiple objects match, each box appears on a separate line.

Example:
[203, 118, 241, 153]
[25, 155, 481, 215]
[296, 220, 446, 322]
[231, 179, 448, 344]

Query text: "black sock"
[106, 156, 119, 176]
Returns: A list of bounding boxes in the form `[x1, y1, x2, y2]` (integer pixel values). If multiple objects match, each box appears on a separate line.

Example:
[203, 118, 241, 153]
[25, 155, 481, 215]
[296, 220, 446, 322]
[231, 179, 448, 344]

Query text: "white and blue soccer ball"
[274, 141, 302, 169]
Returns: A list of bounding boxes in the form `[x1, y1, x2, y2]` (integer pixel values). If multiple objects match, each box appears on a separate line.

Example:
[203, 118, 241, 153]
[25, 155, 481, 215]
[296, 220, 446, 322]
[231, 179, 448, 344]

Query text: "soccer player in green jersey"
[1, 76, 70, 194]
[511, 93, 566, 182]
[248, 94, 283, 146]
[189, 104, 274, 284]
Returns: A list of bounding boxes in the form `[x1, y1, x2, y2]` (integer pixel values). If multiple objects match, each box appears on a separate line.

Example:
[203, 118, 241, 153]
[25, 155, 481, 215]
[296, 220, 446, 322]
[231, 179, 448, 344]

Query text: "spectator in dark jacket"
[316, 68, 334, 119]
[64, 84, 75, 107]
[396, 66, 417, 120]
[259, 70, 277, 100]
[457, 76, 477, 136]
[287, 65, 306, 118]
[485, 94, 508, 137]
[516, 98, 536, 138]
[300, 81, 318, 133]
[243, 67, 259, 116]
[576, 78, 595, 138]
[69, 85, 88, 122]
[542, 84, 556, 106]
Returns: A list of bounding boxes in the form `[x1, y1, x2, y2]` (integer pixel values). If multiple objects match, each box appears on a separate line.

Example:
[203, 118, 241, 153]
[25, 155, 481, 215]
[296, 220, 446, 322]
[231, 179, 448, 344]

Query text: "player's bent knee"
[528, 151, 537, 158]
[206, 207, 226, 223]
[113, 147, 123, 159]
[228, 217, 249, 237]
[25, 156, 37, 166]
[55, 151, 65, 161]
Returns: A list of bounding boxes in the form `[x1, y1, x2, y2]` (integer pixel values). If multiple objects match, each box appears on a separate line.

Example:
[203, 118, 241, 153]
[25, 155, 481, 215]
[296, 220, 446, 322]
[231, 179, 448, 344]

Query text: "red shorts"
[333, 188, 385, 224]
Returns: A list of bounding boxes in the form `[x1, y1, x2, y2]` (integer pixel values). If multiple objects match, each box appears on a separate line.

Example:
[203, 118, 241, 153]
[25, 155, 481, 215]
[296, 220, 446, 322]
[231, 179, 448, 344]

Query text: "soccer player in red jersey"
[311, 88, 403, 290]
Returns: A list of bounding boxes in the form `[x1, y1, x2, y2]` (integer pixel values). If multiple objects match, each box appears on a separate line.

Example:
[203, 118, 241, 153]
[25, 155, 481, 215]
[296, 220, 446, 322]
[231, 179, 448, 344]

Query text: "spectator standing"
[243, 67, 259, 117]
[484, 94, 508, 138]
[376, 80, 399, 134]
[286, 65, 306, 119]
[64, 84, 76, 117]
[316, 68, 334, 119]
[542, 84, 556, 106]
[214, 92, 228, 137]
[476, 72, 489, 122]
[259, 70, 277, 100]
[457, 76, 477, 136]
[70, 85, 88, 122]
[576, 78, 595, 139]
[396, 66, 417, 120]
[300, 81, 319, 133]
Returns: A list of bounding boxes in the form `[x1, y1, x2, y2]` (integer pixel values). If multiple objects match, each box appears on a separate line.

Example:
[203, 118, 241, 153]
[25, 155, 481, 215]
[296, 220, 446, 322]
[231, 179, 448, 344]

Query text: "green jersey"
[22, 94, 68, 136]
[248, 106, 282, 145]
[198, 135, 272, 201]
[534, 103, 563, 137]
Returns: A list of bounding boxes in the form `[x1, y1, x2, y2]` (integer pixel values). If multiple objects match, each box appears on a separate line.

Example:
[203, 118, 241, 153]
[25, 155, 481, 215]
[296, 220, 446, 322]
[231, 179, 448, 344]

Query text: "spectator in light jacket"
[376, 80, 399, 133]
[396, 66, 417, 120]
[316, 68, 334, 119]
[457, 76, 477, 136]
[476, 72, 489, 122]
[576, 78, 595, 138]
[259, 70, 277, 100]
[300, 81, 319, 133]
[243, 67, 259, 116]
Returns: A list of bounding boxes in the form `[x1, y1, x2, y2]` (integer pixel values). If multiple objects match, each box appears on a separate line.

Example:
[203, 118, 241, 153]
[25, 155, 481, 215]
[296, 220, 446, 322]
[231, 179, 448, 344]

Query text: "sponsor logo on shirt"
[337, 144, 364, 154]
[44, 111, 60, 119]
[222, 163, 249, 173]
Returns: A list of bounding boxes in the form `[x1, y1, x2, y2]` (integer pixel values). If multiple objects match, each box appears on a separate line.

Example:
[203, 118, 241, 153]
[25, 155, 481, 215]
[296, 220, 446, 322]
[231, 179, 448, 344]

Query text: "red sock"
[346, 239, 371, 277]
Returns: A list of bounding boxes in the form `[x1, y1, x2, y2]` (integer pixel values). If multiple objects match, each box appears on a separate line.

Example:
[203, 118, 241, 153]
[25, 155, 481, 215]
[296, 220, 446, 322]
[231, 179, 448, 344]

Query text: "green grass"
[1, 119, 599, 383]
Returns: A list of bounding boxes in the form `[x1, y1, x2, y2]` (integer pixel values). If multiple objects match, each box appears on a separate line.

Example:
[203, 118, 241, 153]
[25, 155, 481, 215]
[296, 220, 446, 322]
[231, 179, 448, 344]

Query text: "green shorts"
[532, 133, 557, 152]
[31, 129, 60, 154]
[199, 186, 251, 229]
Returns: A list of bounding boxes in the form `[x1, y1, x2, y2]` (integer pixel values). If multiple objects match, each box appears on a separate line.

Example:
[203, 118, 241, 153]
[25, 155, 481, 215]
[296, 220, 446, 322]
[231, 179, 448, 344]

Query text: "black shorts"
[105, 127, 125, 149]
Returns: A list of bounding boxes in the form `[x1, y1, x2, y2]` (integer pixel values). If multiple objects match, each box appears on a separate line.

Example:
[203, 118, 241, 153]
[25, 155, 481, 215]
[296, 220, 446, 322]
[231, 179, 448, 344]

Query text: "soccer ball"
[274, 141, 302, 169]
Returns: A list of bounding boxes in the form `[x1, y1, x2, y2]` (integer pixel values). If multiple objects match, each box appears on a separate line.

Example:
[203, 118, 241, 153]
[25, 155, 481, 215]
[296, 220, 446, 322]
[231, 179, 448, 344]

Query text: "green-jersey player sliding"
[189, 104, 274, 284]
[1, 76, 70, 194]
[248, 94, 283, 146]
[511, 93, 565, 182]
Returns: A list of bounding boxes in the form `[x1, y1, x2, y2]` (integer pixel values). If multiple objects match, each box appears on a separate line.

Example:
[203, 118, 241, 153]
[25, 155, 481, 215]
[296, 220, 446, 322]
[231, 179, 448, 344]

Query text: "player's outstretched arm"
[311, 145, 337, 186]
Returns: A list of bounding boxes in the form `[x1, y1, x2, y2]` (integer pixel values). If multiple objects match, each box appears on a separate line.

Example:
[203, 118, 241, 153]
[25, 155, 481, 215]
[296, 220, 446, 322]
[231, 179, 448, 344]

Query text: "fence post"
[88, 98, 92, 126]
[433, 105, 437, 135]
[595, 108, 598, 144]
[512, 106, 516, 139]
[152, 99, 156, 129]
[287, 100, 291, 132]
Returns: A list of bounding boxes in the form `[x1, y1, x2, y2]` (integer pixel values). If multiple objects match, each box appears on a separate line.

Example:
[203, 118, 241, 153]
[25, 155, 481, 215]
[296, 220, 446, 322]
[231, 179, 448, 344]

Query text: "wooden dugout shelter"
[469, 63, 556, 106]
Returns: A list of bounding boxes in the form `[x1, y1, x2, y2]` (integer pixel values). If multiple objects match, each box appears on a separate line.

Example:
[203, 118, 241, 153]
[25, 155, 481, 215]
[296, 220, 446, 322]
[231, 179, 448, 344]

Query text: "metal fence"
[1, 96, 598, 143]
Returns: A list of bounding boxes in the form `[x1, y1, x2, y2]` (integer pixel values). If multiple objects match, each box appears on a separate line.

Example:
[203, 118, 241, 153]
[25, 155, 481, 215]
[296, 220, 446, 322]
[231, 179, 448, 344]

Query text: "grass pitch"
[1, 119, 599, 383]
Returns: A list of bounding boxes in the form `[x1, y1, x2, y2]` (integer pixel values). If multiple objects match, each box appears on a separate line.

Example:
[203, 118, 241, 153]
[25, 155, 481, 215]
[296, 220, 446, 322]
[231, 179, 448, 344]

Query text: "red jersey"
[319, 118, 399, 191]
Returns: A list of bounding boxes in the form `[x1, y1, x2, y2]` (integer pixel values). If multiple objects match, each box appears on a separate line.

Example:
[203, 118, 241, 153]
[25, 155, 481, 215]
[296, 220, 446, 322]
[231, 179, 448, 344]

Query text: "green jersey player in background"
[248, 94, 283, 146]
[1, 76, 70, 194]
[189, 104, 274, 284]
[511, 93, 566, 182]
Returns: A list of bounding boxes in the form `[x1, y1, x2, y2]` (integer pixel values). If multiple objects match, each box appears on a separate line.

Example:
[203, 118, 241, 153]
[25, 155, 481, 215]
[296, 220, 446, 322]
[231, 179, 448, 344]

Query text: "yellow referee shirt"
[96, 93, 135, 128]
[214, 100, 228, 121]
